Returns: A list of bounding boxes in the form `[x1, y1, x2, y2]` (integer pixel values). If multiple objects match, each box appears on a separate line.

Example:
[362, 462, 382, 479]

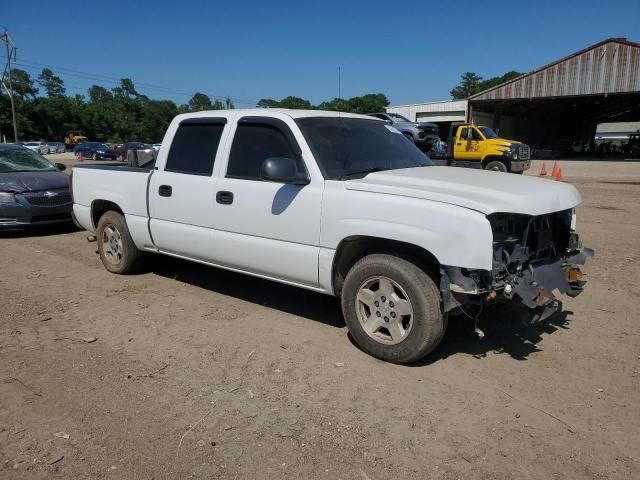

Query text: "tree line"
[0, 68, 239, 143]
[0, 68, 390, 143]
[0, 66, 518, 143]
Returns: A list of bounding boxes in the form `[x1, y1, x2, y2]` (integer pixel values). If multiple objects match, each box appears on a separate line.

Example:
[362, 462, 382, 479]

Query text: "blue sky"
[4, 0, 640, 107]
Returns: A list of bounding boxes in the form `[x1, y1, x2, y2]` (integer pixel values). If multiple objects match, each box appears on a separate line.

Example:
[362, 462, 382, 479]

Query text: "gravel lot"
[1, 159, 639, 479]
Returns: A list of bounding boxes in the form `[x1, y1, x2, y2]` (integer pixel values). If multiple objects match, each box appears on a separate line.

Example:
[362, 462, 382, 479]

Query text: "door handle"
[216, 191, 234, 205]
[158, 185, 172, 197]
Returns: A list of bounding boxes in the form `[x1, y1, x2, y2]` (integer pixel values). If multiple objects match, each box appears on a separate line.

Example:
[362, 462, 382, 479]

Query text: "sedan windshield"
[296, 117, 431, 180]
[0, 147, 57, 173]
[479, 127, 499, 139]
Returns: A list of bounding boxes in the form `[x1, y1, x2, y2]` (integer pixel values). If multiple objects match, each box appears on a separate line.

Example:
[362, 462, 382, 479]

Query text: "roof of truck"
[175, 108, 381, 121]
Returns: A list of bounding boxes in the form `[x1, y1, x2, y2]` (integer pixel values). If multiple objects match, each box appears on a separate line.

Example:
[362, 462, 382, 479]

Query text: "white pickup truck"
[72, 109, 592, 364]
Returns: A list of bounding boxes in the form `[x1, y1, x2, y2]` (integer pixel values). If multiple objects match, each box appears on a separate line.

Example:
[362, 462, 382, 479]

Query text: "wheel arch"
[91, 199, 124, 229]
[482, 155, 510, 170]
[332, 236, 441, 296]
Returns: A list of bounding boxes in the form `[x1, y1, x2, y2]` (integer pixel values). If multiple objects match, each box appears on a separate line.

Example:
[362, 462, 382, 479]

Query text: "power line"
[2, 55, 259, 105]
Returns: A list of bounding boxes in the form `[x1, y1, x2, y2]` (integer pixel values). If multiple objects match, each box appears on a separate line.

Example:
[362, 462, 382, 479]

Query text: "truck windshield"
[479, 127, 499, 139]
[296, 117, 432, 180]
[388, 113, 412, 122]
[0, 147, 57, 173]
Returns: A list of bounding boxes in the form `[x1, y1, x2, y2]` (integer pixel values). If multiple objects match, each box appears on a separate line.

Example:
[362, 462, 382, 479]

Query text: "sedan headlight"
[0, 192, 17, 204]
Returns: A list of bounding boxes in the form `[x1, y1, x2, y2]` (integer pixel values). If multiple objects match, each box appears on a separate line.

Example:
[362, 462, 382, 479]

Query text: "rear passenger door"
[148, 117, 226, 260]
[211, 116, 323, 287]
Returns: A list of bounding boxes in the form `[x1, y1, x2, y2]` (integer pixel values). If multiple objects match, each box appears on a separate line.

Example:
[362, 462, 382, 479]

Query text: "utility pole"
[1, 30, 18, 142]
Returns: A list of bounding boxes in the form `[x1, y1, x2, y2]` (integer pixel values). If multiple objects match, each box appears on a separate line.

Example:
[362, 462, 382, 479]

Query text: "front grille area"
[23, 189, 72, 206]
[489, 209, 572, 264]
[519, 145, 530, 160]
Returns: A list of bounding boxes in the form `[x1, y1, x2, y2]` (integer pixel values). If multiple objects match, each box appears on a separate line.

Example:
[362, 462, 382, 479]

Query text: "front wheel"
[96, 211, 142, 274]
[341, 254, 444, 364]
[484, 159, 508, 172]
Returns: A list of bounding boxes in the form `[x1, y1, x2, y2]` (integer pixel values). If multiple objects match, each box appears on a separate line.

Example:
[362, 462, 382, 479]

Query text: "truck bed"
[72, 164, 154, 248]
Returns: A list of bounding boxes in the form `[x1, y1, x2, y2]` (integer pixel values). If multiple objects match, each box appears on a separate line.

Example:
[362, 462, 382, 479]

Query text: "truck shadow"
[148, 255, 572, 358]
[416, 305, 573, 365]
[148, 255, 345, 328]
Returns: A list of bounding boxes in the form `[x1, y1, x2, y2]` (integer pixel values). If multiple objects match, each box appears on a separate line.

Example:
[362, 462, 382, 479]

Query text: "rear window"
[165, 122, 225, 176]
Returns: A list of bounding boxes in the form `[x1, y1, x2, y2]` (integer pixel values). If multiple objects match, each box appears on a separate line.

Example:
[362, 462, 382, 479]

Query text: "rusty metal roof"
[470, 38, 640, 101]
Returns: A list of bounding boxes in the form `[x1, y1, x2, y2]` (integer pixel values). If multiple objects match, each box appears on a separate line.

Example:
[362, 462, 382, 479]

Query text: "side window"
[165, 122, 224, 175]
[471, 128, 483, 141]
[459, 128, 470, 140]
[227, 123, 302, 180]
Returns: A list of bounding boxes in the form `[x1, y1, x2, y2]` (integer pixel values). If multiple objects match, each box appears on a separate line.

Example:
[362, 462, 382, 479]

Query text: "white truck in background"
[71, 109, 592, 364]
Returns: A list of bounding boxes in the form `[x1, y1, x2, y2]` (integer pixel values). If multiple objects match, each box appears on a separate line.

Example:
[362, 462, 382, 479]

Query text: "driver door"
[211, 116, 323, 287]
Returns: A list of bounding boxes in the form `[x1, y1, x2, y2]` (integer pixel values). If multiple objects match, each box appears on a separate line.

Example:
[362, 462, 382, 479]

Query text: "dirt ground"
[1, 158, 639, 479]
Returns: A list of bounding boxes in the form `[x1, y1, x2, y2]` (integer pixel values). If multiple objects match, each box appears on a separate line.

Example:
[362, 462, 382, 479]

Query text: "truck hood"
[0, 171, 70, 194]
[345, 167, 581, 216]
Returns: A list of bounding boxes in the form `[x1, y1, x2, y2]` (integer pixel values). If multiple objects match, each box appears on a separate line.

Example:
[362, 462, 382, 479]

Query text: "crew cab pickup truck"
[72, 109, 591, 364]
[431, 122, 531, 173]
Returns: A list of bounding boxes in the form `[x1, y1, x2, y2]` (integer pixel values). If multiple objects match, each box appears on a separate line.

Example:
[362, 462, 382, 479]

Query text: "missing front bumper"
[441, 247, 594, 326]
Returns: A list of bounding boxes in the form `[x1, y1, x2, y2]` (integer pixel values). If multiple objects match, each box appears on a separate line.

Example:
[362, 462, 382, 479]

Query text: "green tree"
[224, 97, 235, 109]
[37, 68, 66, 97]
[188, 92, 213, 111]
[346, 93, 389, 114]
[277, 96, 312, 109]
[316, 98, 350, 111]
[212, 100, 225, 110]
[478, 70, 522, 92]
[7, 69, 38, 100]
[451, 71, 522, 99]
[450, 72, 483, 99]
[257, 98, 281, 108]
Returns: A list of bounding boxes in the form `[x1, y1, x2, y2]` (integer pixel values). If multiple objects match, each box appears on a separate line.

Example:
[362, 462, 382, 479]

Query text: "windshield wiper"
[341, 167, 391, 179]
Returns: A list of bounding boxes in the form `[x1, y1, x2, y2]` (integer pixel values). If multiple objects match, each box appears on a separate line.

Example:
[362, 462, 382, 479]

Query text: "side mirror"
[55, 162, 67, 171]
[260, 157, 309, 185]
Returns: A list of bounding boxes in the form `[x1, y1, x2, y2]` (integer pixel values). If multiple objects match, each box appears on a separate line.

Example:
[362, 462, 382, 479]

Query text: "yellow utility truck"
[432, 123, 530, 173]
[64, 131, 88, 151]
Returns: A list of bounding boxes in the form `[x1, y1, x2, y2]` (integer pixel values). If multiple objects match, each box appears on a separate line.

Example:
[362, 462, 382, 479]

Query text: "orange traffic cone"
[551, 161, 559, 178]
[539, 161, 547, 176]
[555, 168, 562, 182]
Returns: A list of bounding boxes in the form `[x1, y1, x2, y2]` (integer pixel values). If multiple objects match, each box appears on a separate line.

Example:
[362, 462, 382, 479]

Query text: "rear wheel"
[484, 159, 508, 172]
[341, 254, 444, 364]
[96, 211, 142, 274]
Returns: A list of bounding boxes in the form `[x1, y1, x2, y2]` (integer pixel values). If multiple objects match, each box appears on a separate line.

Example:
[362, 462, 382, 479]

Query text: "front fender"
[321, 184, 494, 271]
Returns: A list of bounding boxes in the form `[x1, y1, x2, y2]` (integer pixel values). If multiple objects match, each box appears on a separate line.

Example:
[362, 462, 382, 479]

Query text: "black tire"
[484, 159, 509, 172]
[341, 254, 444, 364]
[96, 211, 142, 274]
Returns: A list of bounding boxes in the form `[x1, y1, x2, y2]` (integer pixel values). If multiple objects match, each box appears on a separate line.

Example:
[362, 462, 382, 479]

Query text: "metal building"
[468, 38, 640, 154]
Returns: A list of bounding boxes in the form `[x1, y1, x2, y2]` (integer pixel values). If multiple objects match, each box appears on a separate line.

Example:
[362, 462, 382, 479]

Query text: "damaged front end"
[441, 209, 593, 327]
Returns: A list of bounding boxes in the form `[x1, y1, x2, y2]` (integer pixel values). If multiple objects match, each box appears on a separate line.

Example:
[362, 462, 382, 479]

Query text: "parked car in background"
[22, 142, 50, 155]
[0, 144, 72, 228]
[368, 112, 439, 151]
[114, 142, 154, 162]
[47, 142, 66, 154]
[151, 143, 162, 152]
[73, 142, 117, 161]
